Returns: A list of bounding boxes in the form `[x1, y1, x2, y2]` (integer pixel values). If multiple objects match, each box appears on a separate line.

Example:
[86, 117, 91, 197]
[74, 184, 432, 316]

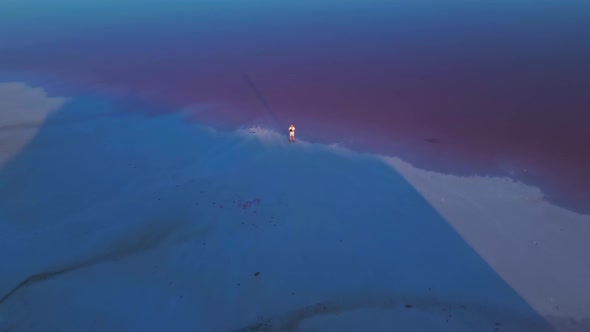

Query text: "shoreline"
[1, 73, 587, 214]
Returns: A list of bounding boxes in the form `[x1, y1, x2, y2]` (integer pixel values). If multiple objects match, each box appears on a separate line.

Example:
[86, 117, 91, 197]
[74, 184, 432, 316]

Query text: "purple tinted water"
[1, 1, 589, 212]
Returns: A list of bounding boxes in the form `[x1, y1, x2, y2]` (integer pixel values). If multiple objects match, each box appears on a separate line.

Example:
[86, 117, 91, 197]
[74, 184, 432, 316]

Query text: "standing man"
[288, 123, 296, 142]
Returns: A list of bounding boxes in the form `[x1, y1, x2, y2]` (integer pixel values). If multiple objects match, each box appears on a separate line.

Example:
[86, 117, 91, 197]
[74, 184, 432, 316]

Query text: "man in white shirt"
[288, 123, 296, 142]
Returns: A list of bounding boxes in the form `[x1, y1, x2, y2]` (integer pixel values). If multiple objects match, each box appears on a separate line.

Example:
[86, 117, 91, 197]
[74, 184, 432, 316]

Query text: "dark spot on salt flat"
[291, 292, 295, 296]
[405, 304, 414, 308]
[245, 321, 270, 331]
[426, 137, 441, 143]
[237, 283, 241, 287]
[241, 198, 262, 211]
[202, 242, 206, 245]
[254, 272, 261, 277]
[495, 322, 502, 326]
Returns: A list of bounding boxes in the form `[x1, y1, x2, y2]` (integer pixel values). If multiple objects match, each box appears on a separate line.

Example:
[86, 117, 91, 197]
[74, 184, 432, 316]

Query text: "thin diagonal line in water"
[243, 74, 282, 129]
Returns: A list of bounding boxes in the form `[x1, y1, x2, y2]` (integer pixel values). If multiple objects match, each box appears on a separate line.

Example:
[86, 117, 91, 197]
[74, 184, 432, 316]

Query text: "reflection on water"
[1, 0, 589, 211]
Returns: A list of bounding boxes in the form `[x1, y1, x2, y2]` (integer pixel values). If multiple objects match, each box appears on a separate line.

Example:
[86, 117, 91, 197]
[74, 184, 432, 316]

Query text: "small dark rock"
[405, 304, 414, 308]
[254, 272, 261, 277]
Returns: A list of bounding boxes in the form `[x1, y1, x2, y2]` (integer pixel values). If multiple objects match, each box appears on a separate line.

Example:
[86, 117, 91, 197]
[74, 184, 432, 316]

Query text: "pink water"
[1, 1, 588, 212]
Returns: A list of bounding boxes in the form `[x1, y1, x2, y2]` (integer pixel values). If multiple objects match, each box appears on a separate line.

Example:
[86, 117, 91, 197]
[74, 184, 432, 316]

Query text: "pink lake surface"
[1, 1, 589, 212]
